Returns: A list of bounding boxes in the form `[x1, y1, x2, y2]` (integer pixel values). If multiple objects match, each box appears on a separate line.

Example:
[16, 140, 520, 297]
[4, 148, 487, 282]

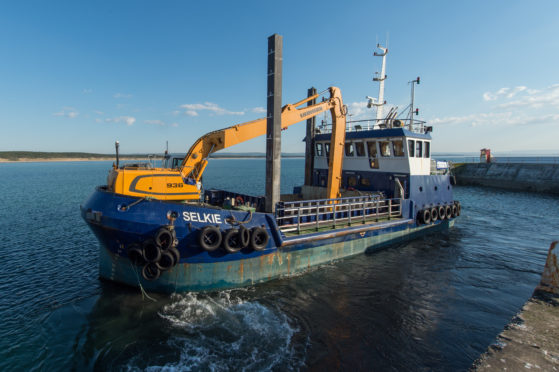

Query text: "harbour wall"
[472, 242, 559, 371]
[453, 163, 559, 194]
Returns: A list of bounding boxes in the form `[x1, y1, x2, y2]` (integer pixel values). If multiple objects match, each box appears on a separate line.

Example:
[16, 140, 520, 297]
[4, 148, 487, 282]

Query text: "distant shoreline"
[0, 156, 305, 163]
[0, 157, 124, 163]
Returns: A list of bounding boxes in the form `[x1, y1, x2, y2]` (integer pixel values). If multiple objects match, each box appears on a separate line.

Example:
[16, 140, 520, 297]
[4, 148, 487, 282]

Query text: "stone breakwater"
[454, 163, 559, 194]
[472, 242, 559, 371]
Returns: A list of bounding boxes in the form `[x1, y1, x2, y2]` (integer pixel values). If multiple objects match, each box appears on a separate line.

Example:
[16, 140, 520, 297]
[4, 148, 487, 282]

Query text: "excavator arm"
[108, 87, 346, 201]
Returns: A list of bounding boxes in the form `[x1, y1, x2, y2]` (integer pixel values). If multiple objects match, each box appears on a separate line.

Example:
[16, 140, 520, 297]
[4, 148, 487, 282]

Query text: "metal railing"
[439, 156, 559, 165]
[317, 118, 428, 134]
[275, 194, 402, 234]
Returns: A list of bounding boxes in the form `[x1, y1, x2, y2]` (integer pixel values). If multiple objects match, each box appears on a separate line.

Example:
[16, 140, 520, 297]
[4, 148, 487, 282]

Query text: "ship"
[81, 42, 459, 293]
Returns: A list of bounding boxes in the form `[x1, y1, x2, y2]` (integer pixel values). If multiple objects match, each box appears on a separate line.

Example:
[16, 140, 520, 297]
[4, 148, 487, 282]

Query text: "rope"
[120, 197, 147, 211]
[226, 210, 253, 225]
[129, 261, 157, 302]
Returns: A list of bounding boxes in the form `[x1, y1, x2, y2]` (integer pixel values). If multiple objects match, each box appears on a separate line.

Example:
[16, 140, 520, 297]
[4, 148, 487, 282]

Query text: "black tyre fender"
[455, 201, 461, 216]
[250, 227, 269, 251]
[168, 246, 180, 264]
[142, 239, 161, 263]
[199, 226, 222, 251]
[127, 243, 145, 266]
[438, 205, 446, 220]
[451, 204, 457, 218]
[422, 209, 431, 224]
[156, 250, 176, 271]
[142, 262, 161, 281]
[239, 225, 250, 248]
[430, 207, 439, 222]
[223, 229, 243, 253]
[155, 227, 176, 250]
[445, 205, 452, 219]
[416, 210, 423, 224]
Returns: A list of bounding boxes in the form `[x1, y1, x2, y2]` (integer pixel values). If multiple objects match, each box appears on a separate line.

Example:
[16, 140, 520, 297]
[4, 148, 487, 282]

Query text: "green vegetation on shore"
[0, 151, 140, 161]
[0, 151, 305, 161]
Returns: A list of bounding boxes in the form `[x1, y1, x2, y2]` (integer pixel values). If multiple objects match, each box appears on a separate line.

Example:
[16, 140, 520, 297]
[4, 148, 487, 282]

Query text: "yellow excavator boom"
[107, 87, 346, 201]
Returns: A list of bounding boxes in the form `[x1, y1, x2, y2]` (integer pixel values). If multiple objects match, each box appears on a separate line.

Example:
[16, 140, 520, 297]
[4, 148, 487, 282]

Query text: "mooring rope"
[130, 261, 157, 302]
[226, 210, 253, 225]
[120, 197, 148, 211]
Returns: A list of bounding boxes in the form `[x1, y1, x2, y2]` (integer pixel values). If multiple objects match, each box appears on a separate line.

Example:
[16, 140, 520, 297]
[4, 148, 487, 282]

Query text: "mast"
[366, 44, 388, 128]
[373, 45, 387, 122]
[408, 76, 420, 130]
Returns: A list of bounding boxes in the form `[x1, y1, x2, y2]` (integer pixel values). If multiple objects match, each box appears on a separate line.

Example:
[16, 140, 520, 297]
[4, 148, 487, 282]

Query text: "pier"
[454, 163, 559, 194]
[472, 242, 559, 371]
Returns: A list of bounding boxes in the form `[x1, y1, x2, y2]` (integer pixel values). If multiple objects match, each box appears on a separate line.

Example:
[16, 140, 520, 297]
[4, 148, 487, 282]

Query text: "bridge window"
[424, 142, 430, 158]
[393, 140, 404, 157]
[355, 142, 365, 156]
[316, 143, 323, 156]
[345, 143, 355, 157]
[325, 143, 330, 157]
[347, 175, 357, 187]
[380, 141, 392, 157]
[367, 141, 378, 158]
[408, 140, 415, 157]
[416, 141, 423, 158]
[360, 177, 371, 186]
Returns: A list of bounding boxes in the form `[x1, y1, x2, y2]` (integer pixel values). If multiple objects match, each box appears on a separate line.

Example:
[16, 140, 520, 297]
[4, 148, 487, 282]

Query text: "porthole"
[434, 186, 438, 191]
[419, 186, 423, 192]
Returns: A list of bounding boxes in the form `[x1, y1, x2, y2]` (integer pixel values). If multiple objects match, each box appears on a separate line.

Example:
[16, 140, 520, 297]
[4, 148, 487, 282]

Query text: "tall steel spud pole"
[265, 34, 282, 213]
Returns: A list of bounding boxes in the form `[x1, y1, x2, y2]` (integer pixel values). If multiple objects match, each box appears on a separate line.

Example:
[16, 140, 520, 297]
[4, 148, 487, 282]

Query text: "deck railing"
[275, 194, 402, 234]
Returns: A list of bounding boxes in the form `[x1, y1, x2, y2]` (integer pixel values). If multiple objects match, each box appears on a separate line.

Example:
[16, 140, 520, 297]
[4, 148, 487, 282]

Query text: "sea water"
[0, 158, 557, 371]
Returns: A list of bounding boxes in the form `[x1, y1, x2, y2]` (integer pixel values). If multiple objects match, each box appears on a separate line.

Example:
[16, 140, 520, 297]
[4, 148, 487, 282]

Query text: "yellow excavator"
[107, 86, 347, 201]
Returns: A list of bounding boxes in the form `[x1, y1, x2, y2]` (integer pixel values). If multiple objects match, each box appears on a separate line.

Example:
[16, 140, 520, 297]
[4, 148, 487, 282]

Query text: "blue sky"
[1, 0, 558, 155]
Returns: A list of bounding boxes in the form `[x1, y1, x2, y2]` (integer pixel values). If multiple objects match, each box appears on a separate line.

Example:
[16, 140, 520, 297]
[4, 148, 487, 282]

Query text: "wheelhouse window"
[360, 177, 371, 186]
[325, 143, 330, 157]
[380, 141, 392, 157]
[393, 140, 404, 157]
[408, 140, 415, 157]
[367, 141, 378, 158]
[355, 142, 365, 157]
[424, 141, 430, 158]
[347, 175, 357, 187]
[344, 143, 355, 157]
[316, 143, 323, 156]
[416, 140, 423, 158]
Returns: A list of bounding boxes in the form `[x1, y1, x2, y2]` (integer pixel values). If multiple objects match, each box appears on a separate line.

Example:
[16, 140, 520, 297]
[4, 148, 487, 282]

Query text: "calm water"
[0, 158, 557, 371]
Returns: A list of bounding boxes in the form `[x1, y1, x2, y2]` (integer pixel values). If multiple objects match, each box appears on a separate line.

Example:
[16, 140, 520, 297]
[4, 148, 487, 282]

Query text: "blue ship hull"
[81, 186, 456, 293]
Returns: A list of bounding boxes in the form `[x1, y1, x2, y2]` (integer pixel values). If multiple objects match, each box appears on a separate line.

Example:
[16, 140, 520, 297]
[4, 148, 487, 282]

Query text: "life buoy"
[199, 226, 222, 251]
[156, 250, 176, 271]
[421, 209, 431, 224]
[430, 207, 439, 222]
[235, 196, 244, 206]
[127, 244, 145, 265]
[143, 239, 161, 263]
[445, 205, 452, 219]
[223, 229, 243, 253]
[239, 225, 250, 248]
[155, 227, 176, 250]
[250, 227, 269, 251]
[438, 205, 446, 220]
[142, 262, 161, 281]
